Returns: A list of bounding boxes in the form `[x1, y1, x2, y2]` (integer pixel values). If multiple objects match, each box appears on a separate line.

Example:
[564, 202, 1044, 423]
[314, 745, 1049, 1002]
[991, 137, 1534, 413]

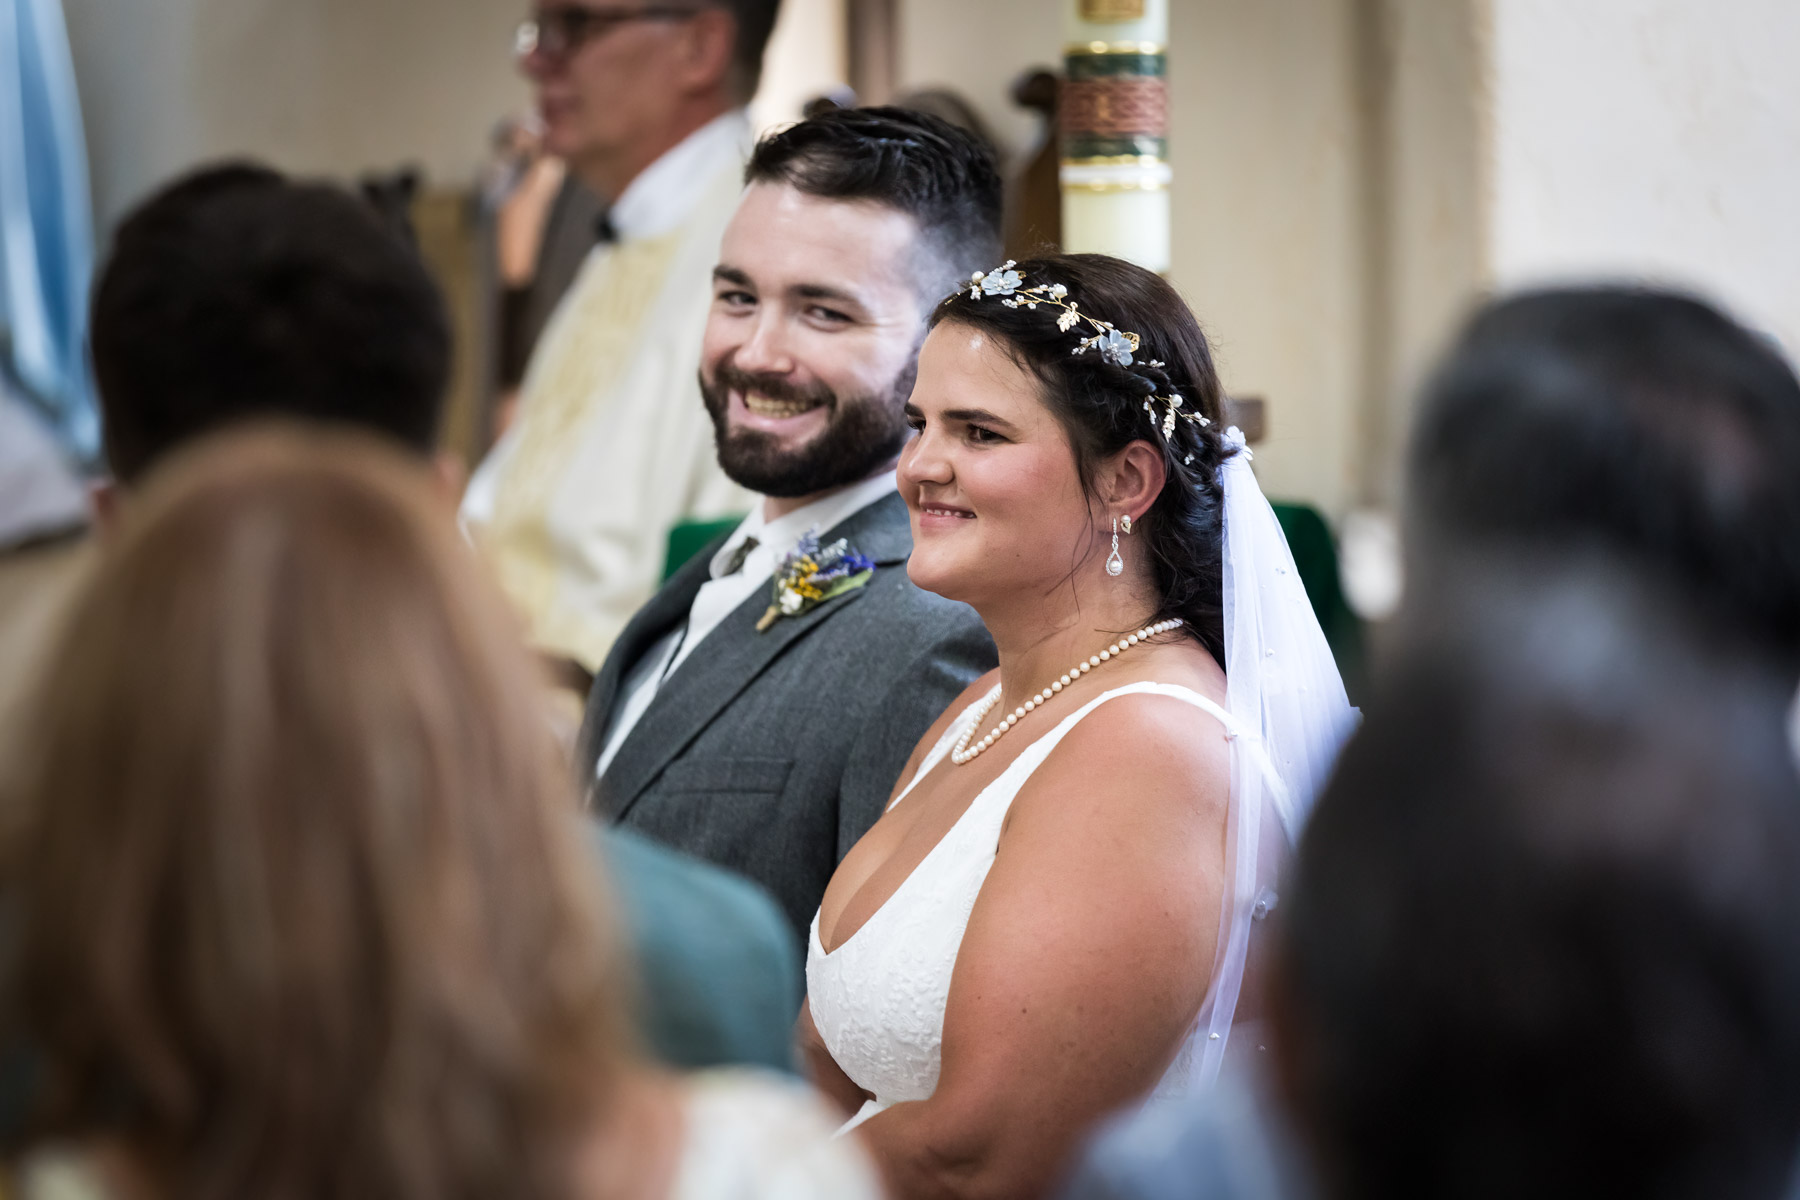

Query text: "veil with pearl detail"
[1189, 426, 1358, 1086]
[950, 259, 1358, 1089]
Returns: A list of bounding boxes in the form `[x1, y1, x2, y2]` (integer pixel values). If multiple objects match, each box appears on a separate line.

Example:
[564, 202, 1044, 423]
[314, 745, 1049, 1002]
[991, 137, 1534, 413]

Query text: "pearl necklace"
[950, 618, 1184, 765]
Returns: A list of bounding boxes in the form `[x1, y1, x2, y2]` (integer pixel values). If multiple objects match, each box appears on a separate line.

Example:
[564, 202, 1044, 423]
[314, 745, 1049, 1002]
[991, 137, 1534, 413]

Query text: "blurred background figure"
[483, 114, 593, 434]
[459, 0, 781, 696]
[1, 0, 98, 464]
[0, 0, 98, 741]
[0, 427, 881, 1200]
[1277, 563, 1800, 1200]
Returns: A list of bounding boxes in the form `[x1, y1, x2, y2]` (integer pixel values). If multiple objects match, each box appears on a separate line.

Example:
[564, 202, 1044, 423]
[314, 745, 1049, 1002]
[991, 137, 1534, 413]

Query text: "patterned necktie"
[720, 536, 759, 576]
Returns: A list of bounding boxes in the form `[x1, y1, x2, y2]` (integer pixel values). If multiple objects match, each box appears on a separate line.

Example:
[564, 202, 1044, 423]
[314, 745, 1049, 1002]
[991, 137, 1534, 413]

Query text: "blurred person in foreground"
[462, 0, 782, 690]
[1060, 563, 1800, 1200]
[76, 162, 801, 1073]
[0, 427, 880, 1200]
[1404, 287, 1800, 737]
[1281, 566, 1800, 1199]
[1058, 285, 1800, 1197]
[577, 107, 1000, 939]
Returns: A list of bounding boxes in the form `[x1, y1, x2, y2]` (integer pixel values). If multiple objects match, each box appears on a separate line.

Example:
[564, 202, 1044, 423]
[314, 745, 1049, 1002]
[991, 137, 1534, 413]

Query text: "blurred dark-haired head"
[1406, 287, 1800, 673]
[91, 162, 451, 485]
[1279, 558, 1800, 1199]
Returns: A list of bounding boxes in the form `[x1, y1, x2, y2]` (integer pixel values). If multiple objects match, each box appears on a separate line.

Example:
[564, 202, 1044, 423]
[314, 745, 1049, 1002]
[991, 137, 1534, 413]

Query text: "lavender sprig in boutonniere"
[757, 532, 876, 632]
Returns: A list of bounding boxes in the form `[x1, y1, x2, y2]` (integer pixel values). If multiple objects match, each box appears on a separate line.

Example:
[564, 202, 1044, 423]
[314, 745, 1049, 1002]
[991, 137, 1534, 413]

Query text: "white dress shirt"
[595, 470, 899, 781]
[607, 109, 751, 241]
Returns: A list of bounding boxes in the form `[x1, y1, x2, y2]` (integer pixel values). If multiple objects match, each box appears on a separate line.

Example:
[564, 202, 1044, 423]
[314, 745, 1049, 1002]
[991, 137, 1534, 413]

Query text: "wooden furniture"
[1006, 69, 1063, 259]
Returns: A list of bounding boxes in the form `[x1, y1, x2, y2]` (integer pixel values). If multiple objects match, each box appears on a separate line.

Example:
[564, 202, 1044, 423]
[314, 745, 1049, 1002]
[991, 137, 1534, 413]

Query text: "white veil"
[1190, 428, 1359, 1085]
[949, 262, 1359, 1092]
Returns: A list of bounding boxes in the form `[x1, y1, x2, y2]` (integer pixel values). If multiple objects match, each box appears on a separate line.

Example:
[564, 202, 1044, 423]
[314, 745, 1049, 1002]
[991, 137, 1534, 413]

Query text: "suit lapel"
[599, 491, 913, 820]
[576, 539, 722, 777]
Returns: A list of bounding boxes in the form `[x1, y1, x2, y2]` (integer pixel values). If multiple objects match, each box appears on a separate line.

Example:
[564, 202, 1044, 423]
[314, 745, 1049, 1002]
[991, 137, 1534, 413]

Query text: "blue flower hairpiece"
[961, 261, 1212, 443]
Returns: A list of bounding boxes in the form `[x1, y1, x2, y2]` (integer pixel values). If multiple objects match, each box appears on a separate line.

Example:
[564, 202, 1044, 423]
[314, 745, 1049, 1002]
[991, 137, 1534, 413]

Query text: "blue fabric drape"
[1, 0, 97, 464]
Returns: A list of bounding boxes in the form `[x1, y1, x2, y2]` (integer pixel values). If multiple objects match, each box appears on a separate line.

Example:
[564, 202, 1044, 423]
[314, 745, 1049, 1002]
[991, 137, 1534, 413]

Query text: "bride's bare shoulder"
[1010, 667, 1234, 831]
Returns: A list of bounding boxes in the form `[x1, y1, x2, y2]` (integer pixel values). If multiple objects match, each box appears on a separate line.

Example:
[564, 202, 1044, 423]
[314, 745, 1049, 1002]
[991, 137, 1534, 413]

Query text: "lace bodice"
[805, 682, 1245, 1131]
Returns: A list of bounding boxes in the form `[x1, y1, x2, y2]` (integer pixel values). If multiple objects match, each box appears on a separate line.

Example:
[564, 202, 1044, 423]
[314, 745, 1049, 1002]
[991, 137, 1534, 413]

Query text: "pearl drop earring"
[1106, 516, 1124, 576]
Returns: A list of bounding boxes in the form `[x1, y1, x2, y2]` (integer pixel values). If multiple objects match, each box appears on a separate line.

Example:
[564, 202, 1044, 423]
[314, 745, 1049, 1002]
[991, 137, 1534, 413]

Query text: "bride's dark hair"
[932, 252, 1234, 666]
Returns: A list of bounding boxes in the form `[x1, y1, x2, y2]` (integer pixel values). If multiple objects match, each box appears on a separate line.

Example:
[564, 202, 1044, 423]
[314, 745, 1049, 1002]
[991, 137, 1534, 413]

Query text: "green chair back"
[663, 514, 747, 582]
[1270, 501, 1365, 702]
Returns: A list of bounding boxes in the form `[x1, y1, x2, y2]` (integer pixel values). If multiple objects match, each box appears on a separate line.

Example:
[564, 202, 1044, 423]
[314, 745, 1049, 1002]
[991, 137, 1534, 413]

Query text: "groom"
[577, 107, 1001, 937]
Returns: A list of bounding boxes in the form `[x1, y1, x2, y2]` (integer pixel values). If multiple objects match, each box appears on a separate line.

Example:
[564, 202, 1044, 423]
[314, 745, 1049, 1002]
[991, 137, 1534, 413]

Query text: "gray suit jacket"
[577, 491, 996, 937]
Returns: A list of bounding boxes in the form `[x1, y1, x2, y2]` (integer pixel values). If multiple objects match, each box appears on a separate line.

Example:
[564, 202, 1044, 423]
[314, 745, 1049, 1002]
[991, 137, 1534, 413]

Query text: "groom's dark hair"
[1406, 287, 1800, 673]
[744, 106, 1003, 306]
[1277, 561, 1800, 1200]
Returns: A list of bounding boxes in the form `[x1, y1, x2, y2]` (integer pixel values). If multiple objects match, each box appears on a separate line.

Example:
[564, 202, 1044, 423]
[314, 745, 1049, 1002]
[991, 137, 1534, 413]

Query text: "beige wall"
[64, 0, 846, 234]
[1487, 0, 1800, 358]
[752, 0, 851, 134]
[1365, 0, 1488, 507]
[1161, 0, 1367, 516]
[64, 0, 531, 231]
[899, 0, 1485, 517]
[897, 1, 1061, 169]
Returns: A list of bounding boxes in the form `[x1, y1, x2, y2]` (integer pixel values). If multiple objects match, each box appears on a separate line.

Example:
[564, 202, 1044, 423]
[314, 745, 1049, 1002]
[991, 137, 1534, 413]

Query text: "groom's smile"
[722, 372, 835, 440]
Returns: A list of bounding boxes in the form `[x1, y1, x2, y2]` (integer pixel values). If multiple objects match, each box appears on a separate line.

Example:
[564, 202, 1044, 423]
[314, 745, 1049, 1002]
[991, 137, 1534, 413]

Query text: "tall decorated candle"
[1060, 0, 1170, 273]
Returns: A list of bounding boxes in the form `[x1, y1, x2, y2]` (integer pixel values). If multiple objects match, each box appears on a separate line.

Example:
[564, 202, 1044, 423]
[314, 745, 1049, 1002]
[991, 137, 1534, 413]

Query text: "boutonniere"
[756, 532, 876, 632]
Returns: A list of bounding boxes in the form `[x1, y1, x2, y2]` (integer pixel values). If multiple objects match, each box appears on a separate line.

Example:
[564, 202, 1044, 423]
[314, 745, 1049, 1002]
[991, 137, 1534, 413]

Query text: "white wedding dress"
[806, 681, 1263, 1132]
[807, 428, 1359, 1136]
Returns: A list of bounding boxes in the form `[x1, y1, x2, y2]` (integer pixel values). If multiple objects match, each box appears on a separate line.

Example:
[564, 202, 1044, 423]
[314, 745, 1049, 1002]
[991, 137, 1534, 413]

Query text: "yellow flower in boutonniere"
[756, 532, 876, 632]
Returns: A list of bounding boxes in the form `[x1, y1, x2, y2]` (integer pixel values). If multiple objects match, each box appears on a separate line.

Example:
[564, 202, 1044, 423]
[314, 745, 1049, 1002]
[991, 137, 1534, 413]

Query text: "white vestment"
[461, 111, 754, 671]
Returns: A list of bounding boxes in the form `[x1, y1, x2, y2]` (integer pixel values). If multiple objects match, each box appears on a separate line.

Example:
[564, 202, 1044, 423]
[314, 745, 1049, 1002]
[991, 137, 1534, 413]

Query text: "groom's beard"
[700, 360, 914, 499]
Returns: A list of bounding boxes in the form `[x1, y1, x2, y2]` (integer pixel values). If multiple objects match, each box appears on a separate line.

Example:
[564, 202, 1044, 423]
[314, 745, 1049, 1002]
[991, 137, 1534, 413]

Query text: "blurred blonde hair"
[6, 424, 631, 1200]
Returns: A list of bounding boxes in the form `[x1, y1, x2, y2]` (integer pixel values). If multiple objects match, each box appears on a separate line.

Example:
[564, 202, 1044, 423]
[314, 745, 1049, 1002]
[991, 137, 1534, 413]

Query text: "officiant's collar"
[708, 469, 897, 581]
[605, 108, 751, 244]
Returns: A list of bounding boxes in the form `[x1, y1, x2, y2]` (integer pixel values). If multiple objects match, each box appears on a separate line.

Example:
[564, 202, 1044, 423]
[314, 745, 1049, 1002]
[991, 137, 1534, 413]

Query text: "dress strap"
[888, 681, 1248, 814]
[1016, 682, 1243, 771]
[979, 682, 1259, 830]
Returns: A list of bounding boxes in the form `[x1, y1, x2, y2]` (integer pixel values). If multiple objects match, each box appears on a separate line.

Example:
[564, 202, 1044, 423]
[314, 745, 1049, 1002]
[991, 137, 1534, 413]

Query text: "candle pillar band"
[1061, 0, 1170, 270]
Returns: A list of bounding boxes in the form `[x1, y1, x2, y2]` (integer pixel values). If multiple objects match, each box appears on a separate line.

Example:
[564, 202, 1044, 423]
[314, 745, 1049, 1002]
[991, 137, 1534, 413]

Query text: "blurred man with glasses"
[463, 1, 780, 696]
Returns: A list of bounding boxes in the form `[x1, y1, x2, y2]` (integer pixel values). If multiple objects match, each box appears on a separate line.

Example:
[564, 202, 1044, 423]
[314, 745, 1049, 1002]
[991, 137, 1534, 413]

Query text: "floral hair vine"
[963, 261, 1211, 444]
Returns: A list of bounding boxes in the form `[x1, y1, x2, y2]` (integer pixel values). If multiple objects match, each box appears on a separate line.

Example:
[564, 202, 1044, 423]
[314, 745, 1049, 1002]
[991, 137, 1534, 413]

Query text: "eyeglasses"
[513, 5, 696, 62]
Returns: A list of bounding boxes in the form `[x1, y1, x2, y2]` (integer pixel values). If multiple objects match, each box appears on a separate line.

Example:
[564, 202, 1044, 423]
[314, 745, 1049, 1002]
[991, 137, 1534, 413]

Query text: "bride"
[798, 253, 1356, 1197]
